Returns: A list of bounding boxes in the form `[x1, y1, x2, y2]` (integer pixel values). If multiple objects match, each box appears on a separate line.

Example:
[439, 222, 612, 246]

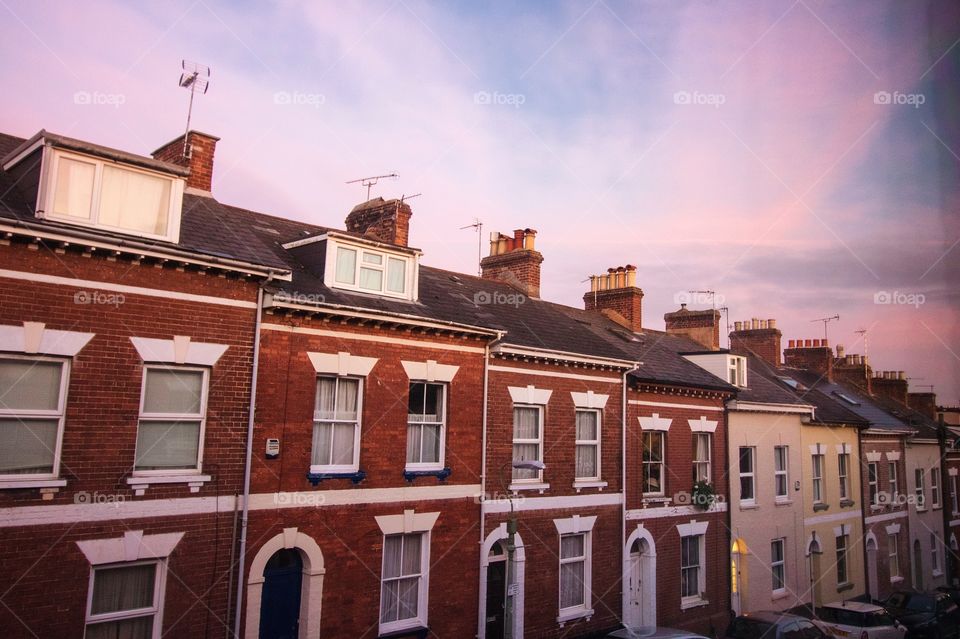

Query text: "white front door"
[626, 551, 643, 627]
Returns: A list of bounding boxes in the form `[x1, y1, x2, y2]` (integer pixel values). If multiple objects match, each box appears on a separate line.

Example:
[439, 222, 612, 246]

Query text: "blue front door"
[259, 549, 303, 639]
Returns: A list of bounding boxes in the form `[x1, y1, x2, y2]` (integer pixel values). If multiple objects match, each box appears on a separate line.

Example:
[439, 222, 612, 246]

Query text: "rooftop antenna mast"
[688, 290, 717, 310]
[717, 306, 730, 348]
[346, 173, 398, 200]
[811, 314, 840, 341]
[854, 328, 868, 358]
[178, 60, 210, 160]
[460, 218, 484, 276]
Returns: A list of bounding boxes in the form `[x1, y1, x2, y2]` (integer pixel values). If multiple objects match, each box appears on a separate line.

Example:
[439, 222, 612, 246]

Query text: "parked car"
[882, 591, 960, 639]
[937, 587, 960, 609]
[816, 600, 906, 639]
[726, 611, 830, 639]
[607, 627, 711, 639]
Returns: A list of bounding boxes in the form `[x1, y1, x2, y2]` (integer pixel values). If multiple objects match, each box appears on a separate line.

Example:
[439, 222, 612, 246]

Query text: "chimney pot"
[836, 344, 845, 358]
[735, 321, 743, 331]
[767, 318, 776, 328]
[788, 339, 795, 348]
[822, 338, 828, 347]
[898, 371, 905, 380]
[804, 339, 812, 347]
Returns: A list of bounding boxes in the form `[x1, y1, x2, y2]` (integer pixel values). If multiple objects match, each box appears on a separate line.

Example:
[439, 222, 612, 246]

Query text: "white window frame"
[836, 533, 849, 585]
[739, 446, 756, 506]
[931, 468, 941, 509]
[0, 354, 69, 482]
[311, 375, 363, 473]
[812, 454, 825, 503]
[692, 433, 711, 484]
[574, 409, 601, 482]
[558, 531, 591, 620]
[774, 446, 789, 501]
[952, 474, 959, 514]
[326, 238, 416, 300]
[378, 531, 429, 634]
[512, 404, 544, 483]
[867, 462, 879, 505]
[771, 538, 786, 594]
[727, 355, 747, 387]
[916, 468, 926, 511]
[932, 532, 941, 575]
[889, 532, 900, 580]
[888, 462, 899, 504]
[642, 431, 665, 497]
[838, 453, 850, 500]
[42, 148, 183, 243]
[405, 381, 446, 471]
[133, 365, 208, 477]
[84, 559, 165, 639]
[680, 533, 706, 607]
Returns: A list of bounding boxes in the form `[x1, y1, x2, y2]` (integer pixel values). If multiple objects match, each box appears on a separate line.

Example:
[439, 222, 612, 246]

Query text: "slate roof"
[731, 354, 814, 407]
[776, 367, 905, 430]
[620, 331, 739, 392]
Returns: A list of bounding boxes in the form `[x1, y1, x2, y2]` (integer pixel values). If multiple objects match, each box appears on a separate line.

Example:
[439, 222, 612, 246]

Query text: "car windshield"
[864, 611, 895, 627]
[905, 597, 934, 613]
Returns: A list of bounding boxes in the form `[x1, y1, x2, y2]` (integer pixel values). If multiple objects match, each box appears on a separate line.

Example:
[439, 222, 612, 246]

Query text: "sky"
[1, 0, 958, 403]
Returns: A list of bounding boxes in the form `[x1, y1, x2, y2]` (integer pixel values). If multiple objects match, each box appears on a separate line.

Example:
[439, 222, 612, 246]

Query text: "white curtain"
[0, 418, 58, 474]
[512, 407, 539, 479]
[359, 267, 383, 291]
[0, 360, 62, 411]
[99, 165, 170, 235]
[143, 369, 202, 415]
[313, 378, 357, 466]
[52, 157, 95, 219]
[85, 617, 153, 639]
[335, 379, 359, 420]
[405, 425, 420, 463]
[314, 378, 336, 420]
[135, 420, 200, 469]
[560, 535, 585, 609]
[575, 412, 597, 479]
[387, 258, 406, 293]
[381, 535, 421, 623]
[91, 564, 156, 614]
[335, 247, 357, 284]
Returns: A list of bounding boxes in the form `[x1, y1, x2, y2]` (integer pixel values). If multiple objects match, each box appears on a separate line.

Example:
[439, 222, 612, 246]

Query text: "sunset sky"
[2, 0, 958, 402]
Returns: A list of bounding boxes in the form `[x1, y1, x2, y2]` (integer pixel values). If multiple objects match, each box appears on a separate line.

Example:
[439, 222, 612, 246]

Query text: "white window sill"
[890, 576, 904, 584]
[681, 597, 709, 610]
[933, 570, 944, 577]
[739, 502, 758, 510]
[126, 475, 211, 496]
[509, 482, 549, 493]
[772, 590, 789, 601]
[573, 480, 607, 492]
[870, 504, 885, 512]
[642, 496, 669, 504]
[774, 498, 793, 506]
[0, 478, 67, 490]
[557, 607, 593, 624]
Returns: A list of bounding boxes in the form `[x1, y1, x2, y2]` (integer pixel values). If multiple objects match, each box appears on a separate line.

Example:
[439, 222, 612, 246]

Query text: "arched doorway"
[478, 524, 525, 639]
[914, 540, 924, 591]
[865, 533, 879, 602]
[623, 526, 656, 629]
[260, 549, 303, 639]
[731, 539, 748, 615]
[807, 535, 822, 608]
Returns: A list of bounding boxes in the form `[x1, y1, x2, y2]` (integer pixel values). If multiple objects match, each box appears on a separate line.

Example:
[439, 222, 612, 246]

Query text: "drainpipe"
[621, 367, 629, 621]
[232, 279, 270, 638]
[478, 331, 503, 639]
[858, 425, 871, 602]
[939, 414, 954, 585]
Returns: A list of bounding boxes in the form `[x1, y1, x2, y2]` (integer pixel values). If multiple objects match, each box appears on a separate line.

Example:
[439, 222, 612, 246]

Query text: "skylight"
[778, 376, 800, 389]
[832, 391, 860, 406]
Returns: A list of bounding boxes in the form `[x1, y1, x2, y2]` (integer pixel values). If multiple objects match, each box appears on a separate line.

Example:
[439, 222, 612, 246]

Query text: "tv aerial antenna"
[178, 60, 210, 160]
[811, 314, 840, 341]
[346, 173, 398, 200]
[460, 218, 483, 276]
[854, 327, 868, 357]
[688, 290, 717, 309]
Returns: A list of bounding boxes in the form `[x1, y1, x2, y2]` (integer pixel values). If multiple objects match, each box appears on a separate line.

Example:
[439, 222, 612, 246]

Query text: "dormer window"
[727, 355, 747, 387]
[42, 149, 183, 242]
[322, 237, 417, 300]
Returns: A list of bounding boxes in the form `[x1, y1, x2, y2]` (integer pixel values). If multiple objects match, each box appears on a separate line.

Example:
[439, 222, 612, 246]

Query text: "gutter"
[232, 275, 271, 637]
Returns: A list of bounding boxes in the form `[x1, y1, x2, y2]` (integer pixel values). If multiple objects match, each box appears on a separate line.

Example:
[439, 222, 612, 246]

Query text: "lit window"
[889, 533, 900, 579]
[312, 376, 361, 472]
[811, 454, 825, 503]
[512, 406, 543, 481]
[739, 447, 755, 505]
[680, 534, 705, 603]
[559, 533, 589, 615]
[642, 432, 665, 495]
[931, 468, 941, 508]
[867, 462, 878, 505]
[0, 357, 68, 480]
[84, 562, 162, 638]
[47, 150, 180, 241]
[836, 534, 849, 584]
[771, 539, 786, 592]
[135, 367, 207, 473]
[406, 382, 445, 470]
[838, 453, 850, 500]
[692, 433, 711, 483]
[380, 533, 427, 633]
[916, 468, 926, 510]
[774, 446, 789, 500]
[575, 410, 600, 481]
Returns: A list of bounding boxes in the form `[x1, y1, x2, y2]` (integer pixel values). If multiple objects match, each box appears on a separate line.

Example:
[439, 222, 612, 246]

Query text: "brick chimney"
[729, 318, 782, 366]
[832, 348, 873, 393]
[783, 338, 834, 381]
[152, 130, 219, 192]
[907, 392, 937, 420]
[871, 370, 909, 405]
[344, 197, 413, 247]
[583, 265, 643, 332]
[480, 229, 543, 298]
[664, 304, 721, 350]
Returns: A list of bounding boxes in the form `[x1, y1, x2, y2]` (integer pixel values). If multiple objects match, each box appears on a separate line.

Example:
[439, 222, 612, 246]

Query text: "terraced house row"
[0, 127, 955, 639]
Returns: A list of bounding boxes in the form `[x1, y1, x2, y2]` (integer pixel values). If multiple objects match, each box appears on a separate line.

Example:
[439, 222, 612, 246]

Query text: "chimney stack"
[831, 350, 873, 393]
[152, 130, 219, 192]
[871, 370, 909, 405]
[344, 197, 413, 247]
[729, 317, 783, 366]
[907, 392, 938, 420]
[480, 229, 543, 298]
[583, 265, 643, 332]
[664, 304, 722, 351]
[783, 338, 834, 381]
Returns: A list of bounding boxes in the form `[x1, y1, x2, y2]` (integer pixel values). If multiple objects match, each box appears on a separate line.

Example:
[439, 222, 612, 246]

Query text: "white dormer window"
[727, 355, 747, 387]
[324, 237, 418, 300]
[41, 149, 184, 242]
